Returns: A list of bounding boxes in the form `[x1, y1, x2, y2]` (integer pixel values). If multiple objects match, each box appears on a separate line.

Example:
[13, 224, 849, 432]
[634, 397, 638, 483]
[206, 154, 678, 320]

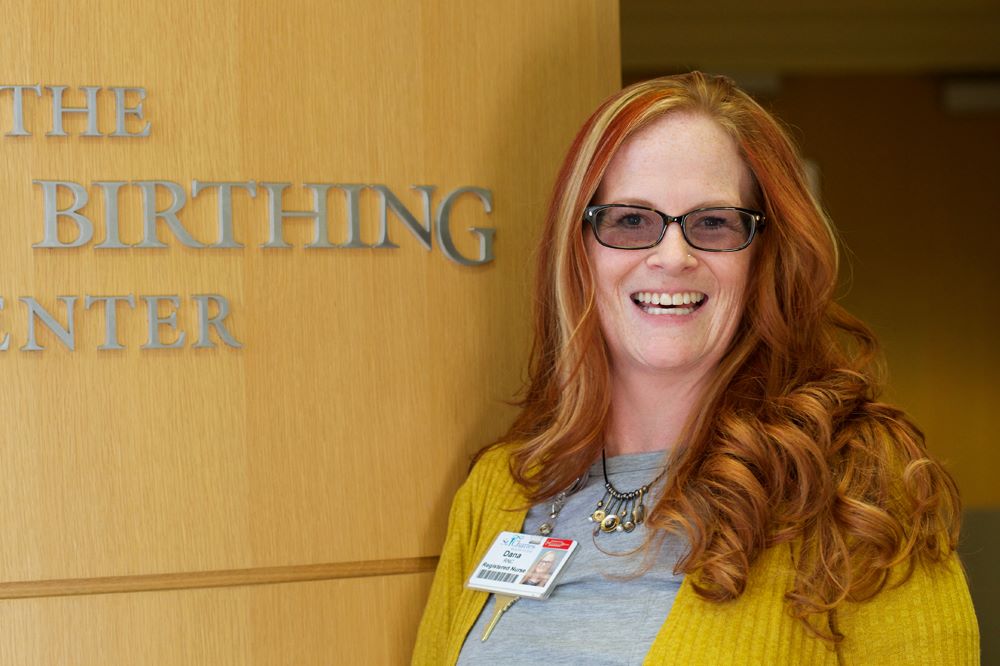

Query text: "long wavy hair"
[496, 72, 961, 639]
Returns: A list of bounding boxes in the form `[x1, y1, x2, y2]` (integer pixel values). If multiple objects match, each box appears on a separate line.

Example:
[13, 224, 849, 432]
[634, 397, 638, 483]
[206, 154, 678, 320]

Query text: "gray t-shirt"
[457, 450, 685, 665]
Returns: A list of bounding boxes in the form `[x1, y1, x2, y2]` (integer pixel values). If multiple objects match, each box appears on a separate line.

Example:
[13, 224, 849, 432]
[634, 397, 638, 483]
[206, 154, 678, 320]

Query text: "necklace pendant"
[591, 489, 611, 523]
[589, 449, 667, 537]
[615, 507, 628, 531]
[632, 488, 647, 525]
[600, 514, 620, 532]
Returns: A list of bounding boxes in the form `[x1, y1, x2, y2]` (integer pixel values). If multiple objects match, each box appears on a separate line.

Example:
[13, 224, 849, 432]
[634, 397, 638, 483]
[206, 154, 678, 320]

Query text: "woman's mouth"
[631, 291, 706, 316]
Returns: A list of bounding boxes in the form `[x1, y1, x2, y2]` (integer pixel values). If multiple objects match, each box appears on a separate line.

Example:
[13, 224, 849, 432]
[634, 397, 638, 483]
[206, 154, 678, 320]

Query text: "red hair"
[492, 72, 961, 639]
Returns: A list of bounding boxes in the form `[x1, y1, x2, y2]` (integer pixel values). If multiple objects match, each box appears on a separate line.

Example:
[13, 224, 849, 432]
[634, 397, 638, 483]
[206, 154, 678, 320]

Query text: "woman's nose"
[646, 222, 696, 272]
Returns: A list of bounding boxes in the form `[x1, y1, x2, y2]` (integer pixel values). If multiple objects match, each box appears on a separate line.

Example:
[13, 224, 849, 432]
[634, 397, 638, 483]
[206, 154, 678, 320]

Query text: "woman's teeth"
[632, 291, 705, 316]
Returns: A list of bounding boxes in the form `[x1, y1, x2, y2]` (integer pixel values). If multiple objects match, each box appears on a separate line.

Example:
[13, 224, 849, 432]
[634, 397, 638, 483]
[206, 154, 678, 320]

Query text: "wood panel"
[0, 0, 621, 661]
[0, 0, 619, 578]
[0, 572, 434, 665]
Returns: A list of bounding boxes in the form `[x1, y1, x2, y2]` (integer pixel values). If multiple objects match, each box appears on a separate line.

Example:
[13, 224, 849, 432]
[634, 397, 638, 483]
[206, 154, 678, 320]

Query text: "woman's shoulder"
[455, 441, 525, 509]
[464, 441, 516, 487]
[834, 553, 979, 662]
[471, 441, 518, 473]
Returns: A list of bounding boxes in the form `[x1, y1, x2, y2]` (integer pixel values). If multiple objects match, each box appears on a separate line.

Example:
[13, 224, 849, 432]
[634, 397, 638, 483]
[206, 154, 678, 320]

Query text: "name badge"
[466, 531, 577, 600]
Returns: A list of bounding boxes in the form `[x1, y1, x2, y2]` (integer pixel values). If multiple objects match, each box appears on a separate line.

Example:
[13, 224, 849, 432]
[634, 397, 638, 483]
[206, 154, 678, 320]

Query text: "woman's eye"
[692, 213, 743, 232]
[602, 210, 654, 230]
[618, 214, 646, 228]
[698, 215, 730, 229]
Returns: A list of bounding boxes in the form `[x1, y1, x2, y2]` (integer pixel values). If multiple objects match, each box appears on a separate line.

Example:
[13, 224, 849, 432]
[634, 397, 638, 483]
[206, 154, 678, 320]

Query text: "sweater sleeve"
[411, 466, 478, 666]
[411, 446, 525, 665]
[836, 553, 980, 665]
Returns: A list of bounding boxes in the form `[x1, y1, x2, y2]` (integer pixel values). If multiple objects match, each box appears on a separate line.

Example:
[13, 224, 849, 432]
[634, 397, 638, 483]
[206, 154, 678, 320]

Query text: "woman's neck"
[603, 367, 711, 456]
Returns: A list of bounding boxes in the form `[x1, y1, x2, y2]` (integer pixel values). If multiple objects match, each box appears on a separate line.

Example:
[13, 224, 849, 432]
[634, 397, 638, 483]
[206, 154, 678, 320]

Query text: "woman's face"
[586, 111, 756, 381]
[535, 553, 556, 571]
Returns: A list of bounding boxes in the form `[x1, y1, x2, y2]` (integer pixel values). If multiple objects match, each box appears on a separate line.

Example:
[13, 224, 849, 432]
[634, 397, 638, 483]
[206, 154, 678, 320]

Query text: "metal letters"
[5, 83, 499, 353]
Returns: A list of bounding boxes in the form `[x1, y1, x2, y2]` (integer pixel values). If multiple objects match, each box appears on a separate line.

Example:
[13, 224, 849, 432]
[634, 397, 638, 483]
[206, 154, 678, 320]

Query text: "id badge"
[465, 531, 577, 600]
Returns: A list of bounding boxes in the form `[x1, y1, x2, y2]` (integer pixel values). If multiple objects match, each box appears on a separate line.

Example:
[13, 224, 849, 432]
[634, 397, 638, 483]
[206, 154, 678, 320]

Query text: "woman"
[413, 72, 978, 664]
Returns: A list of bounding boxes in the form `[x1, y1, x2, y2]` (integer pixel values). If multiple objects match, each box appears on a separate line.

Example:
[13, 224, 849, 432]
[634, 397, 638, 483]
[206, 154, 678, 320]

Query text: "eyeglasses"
[584, 204, 766, 252]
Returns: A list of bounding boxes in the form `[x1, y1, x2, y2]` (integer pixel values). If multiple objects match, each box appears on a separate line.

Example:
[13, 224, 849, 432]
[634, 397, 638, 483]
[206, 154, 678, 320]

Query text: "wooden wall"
[0, 1, 621, 662]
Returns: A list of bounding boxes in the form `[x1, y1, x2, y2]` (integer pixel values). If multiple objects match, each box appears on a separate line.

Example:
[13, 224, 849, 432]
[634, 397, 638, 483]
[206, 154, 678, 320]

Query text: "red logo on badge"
[542, 538, 572, 550]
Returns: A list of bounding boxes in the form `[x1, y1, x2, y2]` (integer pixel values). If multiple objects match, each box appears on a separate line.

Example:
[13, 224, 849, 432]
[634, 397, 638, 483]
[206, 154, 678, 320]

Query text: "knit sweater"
[412, 446, 979, 665]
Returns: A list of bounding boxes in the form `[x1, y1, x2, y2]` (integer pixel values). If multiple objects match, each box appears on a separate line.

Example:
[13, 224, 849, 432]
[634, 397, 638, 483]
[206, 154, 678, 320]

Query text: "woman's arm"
[835, 553, 979, 665]
[411, 471, 477, 665]
[411, 445, 526, 665]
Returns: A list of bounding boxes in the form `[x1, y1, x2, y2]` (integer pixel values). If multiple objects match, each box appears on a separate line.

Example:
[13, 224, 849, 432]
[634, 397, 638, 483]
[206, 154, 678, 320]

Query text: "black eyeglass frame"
[583, 204, 766, 252]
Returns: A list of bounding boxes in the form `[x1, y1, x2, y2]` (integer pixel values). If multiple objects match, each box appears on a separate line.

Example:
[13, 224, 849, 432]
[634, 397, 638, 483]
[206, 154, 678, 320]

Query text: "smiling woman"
[585, 111, 757, 401]
[413, 72, 979, 665]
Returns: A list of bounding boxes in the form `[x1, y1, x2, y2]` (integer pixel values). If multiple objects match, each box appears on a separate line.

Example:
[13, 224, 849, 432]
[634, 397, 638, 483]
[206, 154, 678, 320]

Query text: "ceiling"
[621, 0, 1000, 77]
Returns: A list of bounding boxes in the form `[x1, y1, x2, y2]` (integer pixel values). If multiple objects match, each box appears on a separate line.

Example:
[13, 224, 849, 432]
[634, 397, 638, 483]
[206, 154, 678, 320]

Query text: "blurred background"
[619, 0, 999, 659]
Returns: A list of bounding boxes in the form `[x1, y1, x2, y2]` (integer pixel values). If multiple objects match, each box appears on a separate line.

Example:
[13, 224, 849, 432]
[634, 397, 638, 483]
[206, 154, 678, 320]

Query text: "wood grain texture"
[0, 0, 619, 578]
[0, 0, 620, 662]
[0, 572, 435, 665]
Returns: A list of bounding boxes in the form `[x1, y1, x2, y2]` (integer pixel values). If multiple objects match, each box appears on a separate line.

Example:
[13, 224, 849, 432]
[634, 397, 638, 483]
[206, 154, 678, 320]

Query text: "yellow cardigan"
[412, 446, 979, 665]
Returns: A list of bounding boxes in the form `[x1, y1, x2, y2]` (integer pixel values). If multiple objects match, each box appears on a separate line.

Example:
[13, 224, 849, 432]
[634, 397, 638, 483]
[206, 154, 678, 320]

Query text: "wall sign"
[1, 84, 496, 353]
